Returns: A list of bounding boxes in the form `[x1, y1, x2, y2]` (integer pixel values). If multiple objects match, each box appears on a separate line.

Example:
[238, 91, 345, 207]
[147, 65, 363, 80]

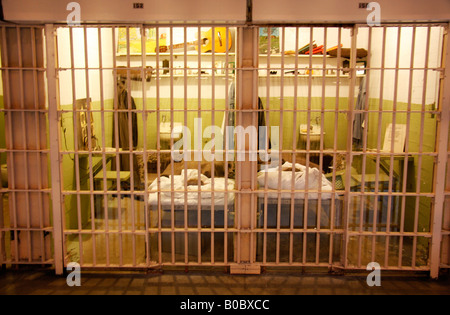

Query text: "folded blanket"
[148, 169, 235, 207]
[257, 162, 335, 199]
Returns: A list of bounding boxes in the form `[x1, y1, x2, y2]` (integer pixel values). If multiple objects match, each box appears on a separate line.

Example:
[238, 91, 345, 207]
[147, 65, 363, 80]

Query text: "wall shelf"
[258, 74, 365, 78]
[155, 74, 235, 78]
[259, 54, 336, 58]
[117, 52, 236, 58]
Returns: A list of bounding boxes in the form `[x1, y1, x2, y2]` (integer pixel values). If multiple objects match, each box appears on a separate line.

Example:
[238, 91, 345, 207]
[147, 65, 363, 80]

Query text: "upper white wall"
[2, 0, 247, 24]
[3, 0, 449, 24]
[253, 0, 450, 24]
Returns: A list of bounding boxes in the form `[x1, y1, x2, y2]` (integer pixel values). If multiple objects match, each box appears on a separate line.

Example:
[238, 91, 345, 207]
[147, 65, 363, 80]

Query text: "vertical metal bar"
[289, 26, 299, 265]
[15, 26, 33, 263]
[97, 26, 110, 267]
[197, 25, 202, 265]
[303, 26, 314, 265]
[0, 26, 3, 267]
[183, 26, 188, 265]
[112, 25, 123, 266]
[169, 26, 176, 265]
[372, 26, 388, 265]
[343, 25, 358, 269]
[141, 26, 150, 267]
[276, 26, 285, 265]
[45, 24, 64, 275]
[211, 26, 216, 265]
[332, 27, 342, 268]
[1, 26, 18, 264]
[1, 29, 8, 261]
[384, 27, 402, 267]
[236, 27, 242, 264]
[83, 26, 97, 267]
[430, 24, 450, 279]
[129, 26, 137, 267]
[12, 27, 27, 261]
[129, 27, 136, 266]
[124, 25, 136, 267]
[30, 27, 47, 263]
[223, 25, 229, 266]
[399, 25, 416, 268]
[235, 26, 258, 267]
[252, 25, 259, 266]
[155, 26, 162, 266]
[262, 26, 272, 265]
[68, 26, 84, 266]
[358, 26, 372, 268]
[316, 26, 328, 265]
[364, 26, 372, 264]
[413, 26, 431, 268]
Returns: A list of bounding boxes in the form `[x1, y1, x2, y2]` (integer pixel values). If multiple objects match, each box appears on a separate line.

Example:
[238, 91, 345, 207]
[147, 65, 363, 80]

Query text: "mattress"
[148, 169, 235, 207]
[257, 162, 336, 199]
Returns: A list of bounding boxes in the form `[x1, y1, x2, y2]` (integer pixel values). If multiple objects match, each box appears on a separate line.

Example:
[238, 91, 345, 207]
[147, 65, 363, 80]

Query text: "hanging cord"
[61, 117, 91, 171]
[61, 117, 74, 161]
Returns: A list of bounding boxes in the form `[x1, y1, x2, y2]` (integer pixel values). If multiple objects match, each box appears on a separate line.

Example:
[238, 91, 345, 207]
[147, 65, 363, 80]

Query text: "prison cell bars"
[256, 24, 448, 272]
[0, 25, 53, 267]
[1, 23, 449, 277]
[46, 25, 64, 274]
[432, 22, 450, 278]
[350, 24, 446, 273]
[257, 26, 348, 268]
[55, 25, 240, 269]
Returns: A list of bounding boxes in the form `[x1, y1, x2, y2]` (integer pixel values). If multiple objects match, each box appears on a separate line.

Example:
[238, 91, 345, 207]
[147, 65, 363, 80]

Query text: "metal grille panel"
[0, 23, 448, 278]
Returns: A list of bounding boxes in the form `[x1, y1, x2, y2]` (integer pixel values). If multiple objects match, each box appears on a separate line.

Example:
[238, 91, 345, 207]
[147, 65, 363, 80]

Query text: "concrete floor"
[0, 267, 449, 296]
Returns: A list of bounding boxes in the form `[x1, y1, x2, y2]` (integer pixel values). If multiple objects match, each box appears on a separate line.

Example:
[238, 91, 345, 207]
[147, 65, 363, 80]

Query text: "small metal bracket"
[230, 263, 261, 275]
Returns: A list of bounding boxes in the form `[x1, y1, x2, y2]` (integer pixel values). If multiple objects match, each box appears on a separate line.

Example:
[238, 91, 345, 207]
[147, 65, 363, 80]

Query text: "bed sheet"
[257, 162, 336, 199]
[148, 169, 235, 207]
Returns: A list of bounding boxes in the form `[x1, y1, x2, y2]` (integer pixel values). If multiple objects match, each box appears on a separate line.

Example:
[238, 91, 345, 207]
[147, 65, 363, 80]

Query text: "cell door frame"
[43, 22, 450, 278]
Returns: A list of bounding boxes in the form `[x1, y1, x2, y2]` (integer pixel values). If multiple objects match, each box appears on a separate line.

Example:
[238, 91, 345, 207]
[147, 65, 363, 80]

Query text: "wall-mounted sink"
[299, 124, 324, 142]
[160, 122, 183, 142]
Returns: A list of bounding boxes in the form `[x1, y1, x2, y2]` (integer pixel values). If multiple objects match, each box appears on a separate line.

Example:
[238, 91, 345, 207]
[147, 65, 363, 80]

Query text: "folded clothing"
[182, 169, 209, 186]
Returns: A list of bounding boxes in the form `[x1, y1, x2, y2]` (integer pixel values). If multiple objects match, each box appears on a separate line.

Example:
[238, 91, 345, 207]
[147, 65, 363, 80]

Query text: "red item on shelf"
[305, 45, 324, 54]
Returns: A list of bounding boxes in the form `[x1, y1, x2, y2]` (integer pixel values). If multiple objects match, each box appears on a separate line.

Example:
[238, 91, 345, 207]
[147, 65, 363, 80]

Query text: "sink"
[299, 124, 324, 142]
[160, 122, 183, 142]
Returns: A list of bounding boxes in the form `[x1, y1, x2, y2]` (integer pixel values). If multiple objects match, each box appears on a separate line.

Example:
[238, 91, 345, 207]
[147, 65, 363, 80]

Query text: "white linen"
[148, 169, 235, 207]
[257, 162, 335, 199]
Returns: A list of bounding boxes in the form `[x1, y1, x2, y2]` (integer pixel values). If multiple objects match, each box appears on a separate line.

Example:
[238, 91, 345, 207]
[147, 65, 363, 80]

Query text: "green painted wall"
[60, 97, 227, 229]
[260, 96, 350, 151]
[261, 96, 436, 234]
[60, 96, 436, 234]
[365, 99, 437, 233]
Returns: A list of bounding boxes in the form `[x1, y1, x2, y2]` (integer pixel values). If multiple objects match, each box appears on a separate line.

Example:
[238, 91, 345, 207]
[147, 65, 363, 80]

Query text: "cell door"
[1, 23, 449, 278]
[255, 23, 450, 278]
